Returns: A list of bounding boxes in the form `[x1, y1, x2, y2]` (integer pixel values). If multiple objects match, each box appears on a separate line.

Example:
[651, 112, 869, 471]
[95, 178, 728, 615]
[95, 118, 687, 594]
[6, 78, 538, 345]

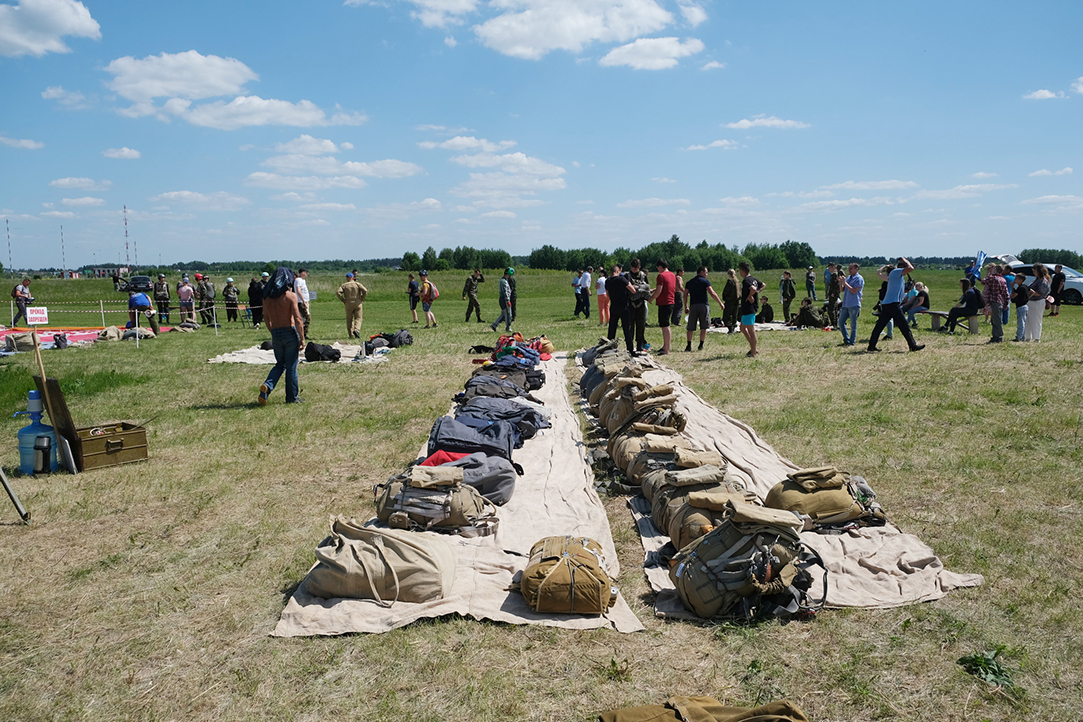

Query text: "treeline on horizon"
[12, 243, 1082, 278]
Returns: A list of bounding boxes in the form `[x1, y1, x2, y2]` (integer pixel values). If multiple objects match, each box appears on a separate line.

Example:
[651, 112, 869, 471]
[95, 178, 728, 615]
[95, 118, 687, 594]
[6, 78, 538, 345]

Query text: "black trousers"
[607, 306, 634, 353]
[156, 300, 170, 323]
[631, 303, 647, 350]
[868, 302, 918, 350]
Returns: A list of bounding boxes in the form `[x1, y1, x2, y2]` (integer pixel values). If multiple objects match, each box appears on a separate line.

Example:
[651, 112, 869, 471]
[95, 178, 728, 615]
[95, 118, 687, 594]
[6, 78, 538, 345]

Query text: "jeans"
[491, 302, 512, 331]
[838, 305, 860, 345]
[806, 282, 817, 301]
[869, 302, 919, 350]
[1015, 303, 1027, 341]
[265, 327, 300, 402]
[905, 306, 928, 325]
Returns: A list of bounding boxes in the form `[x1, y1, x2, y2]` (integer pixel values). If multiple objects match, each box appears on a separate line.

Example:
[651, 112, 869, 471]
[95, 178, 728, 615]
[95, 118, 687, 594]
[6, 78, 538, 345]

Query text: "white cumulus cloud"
[1021, 195, 1083, 211]
[50, 177, 110, 191]
[1029, 167, 1073, 177]
[0, 133, 45, 149]
[263, 153, 423, 178]
[182, 97, 366, 131]
[970, 171, 998, 179]
[1074, 77, 1083, 94]
[822, 180, 918, 190]
[796, 197, 894, 212]
[0, 0, 100, 58]
[652, 177, 677, 183]
[725, 115, 810, 129]
[418, 135, 516, 152]
[106, 50, 258, 105]
[600, 36, 704, 70]
[911, 183, 1017, 200]
[149, 190, 250, 211]
[275, 135, 343, 155]
[677, 1, 706, 26]
[474, 0, 673, 60]
[41, 210, 76, 218]
[686, 139, 737, 151]
[299, 202, 357, 211]
[449, 151, 564, 176]
[616, 197, 690, 209]
[42, 85, 89, 108]
[103, 146, 140, 159]
[480, 210, 517, 218]
[244, 172, 368, 190]
[701, 60, 725, 70]
[1023, 89, 1066, 100]
[61, 196, 105, 206]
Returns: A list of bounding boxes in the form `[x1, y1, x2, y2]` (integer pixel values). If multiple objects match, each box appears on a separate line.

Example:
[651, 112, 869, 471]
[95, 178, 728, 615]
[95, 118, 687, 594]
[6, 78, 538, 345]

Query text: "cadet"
[336, 272, 368, 338]
[153, 273, 171, 324]
[462, 268, 485, 323]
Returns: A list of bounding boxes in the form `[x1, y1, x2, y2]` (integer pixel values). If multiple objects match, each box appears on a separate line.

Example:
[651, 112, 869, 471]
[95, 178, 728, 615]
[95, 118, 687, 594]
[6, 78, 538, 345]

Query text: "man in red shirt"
[650, 258, 677, 355]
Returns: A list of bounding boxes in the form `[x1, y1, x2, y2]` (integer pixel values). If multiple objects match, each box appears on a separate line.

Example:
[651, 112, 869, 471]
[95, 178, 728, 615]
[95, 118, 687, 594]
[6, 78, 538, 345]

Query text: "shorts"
[410, 296, 419, 310]
[686, 303, 709, 331]
[422, 302, 432, 313]
[741, 313, 756, 326]
[180, 300, 194, 310]
[657, 304, 673, 327]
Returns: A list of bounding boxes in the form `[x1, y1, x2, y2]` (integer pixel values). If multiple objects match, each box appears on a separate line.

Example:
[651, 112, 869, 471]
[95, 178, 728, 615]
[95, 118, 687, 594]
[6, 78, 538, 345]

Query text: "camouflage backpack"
[669, 502, 826, 620]
[374, 465, 499, 537]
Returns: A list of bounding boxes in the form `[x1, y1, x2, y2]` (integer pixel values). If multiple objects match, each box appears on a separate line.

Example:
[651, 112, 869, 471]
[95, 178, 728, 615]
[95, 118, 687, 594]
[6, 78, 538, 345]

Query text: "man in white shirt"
[293, 268, 311, 336]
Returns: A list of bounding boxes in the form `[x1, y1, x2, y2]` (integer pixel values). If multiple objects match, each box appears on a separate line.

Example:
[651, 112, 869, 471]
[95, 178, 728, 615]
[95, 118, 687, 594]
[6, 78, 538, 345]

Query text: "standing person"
[571, 269, 584, 317]
[1025, 263, 1051, 342]
[595, 270, 609, 326]
[293, 268, 311, 336]
[838, 263, 864, 346]
[11, 277, 32, 326]
[1011, 273, 1029, 342]
[177, 278, 195, 323]
[981, 264, 1009, 343]
[336, 272, 368, 338]
[649, 258, 676, 355]
[258, 267, 305, 406]
[867, 258, 925, 353]
[780, 271, 796, 322]
[1050, 264, 1066, 316]
[627, 259, 650, 352]
[508, 270, 518, 323]
[805, 266, 818, 301]
[112, 270, 121, 292]
[153, 274, 171, 324]
[579, 266, 592, 319]
[605, 264, 636, 354]
[671, 269, 684, 328]
[462, 268, 485, 323]
[419, 269, 438, 328]
[490, 268, 514, 333]
[964, 260, 978, 285]
[826, 264, 841, 327]
[683, 266, 725, 352]
[223, 278, 240, 322]
[1000, 266, 1015, 326]
[722, 269, 739, 333]
[737, 261, 763, 358]
[406, 273, 420, 324]
[823, 264, 834, 304]
[248, 274, 266, 328]
[193, 273, 205, 323]
[201, 275, 216, 325]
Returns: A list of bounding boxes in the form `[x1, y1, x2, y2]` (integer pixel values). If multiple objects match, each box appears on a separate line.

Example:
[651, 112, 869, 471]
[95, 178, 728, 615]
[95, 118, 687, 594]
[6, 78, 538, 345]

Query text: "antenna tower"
[61, 225, 66, 273]
[6, 219, 11, 273]
[124, 205, 130, 267]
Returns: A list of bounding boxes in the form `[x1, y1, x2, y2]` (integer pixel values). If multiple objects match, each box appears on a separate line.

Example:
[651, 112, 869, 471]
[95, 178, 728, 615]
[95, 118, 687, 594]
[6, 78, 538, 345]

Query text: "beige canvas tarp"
[273, 352, 644, 636]
[588, 356, 982, 614]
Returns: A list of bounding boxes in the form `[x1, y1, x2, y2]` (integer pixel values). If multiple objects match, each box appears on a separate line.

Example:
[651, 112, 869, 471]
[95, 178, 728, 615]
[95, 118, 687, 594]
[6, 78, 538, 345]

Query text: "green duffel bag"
[667, 486, 761, 552]
[669, 503, 826, 621]
[518, 536, 617, 614]
[598, 696, 810, 722]
[374, 465, 499, 537]
[650, 465, 735, 534]
[305, 515, 456, 604]
[764, 469, 886, 528]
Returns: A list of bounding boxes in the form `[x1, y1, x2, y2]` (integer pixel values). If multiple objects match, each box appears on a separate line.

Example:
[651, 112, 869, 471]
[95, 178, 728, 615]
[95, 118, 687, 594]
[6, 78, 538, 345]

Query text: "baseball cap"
[347, 273, 355, 278]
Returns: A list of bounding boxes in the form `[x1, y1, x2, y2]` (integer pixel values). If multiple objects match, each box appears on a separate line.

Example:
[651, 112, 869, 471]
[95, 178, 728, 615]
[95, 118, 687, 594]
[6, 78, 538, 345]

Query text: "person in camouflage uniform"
[153, 273, 171, 324]
[199, 275, 217, 325]
[826, 263, 841, 328]
[462, 268, 485, 323]
[223, 278, 240, 322]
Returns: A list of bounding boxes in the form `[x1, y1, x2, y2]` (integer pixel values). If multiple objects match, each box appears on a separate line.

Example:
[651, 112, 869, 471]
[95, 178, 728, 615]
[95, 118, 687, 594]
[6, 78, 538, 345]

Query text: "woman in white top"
[1025, 263, 1051, 342]
[595, 273, 609, 326]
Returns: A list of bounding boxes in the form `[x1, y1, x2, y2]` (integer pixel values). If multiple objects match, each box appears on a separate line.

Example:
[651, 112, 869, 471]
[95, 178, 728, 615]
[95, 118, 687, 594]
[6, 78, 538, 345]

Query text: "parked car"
[993, 255, 1083, 305]
[120, 275, 153, 293]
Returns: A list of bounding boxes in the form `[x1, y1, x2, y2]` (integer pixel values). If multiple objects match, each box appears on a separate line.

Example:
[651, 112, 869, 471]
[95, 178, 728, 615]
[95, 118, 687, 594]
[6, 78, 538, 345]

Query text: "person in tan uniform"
[336, 272, 368, 338]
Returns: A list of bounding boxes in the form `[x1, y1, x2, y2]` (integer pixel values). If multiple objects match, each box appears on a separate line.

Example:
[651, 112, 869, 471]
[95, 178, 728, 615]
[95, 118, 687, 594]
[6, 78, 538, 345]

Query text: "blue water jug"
[15, 390, 59, 474]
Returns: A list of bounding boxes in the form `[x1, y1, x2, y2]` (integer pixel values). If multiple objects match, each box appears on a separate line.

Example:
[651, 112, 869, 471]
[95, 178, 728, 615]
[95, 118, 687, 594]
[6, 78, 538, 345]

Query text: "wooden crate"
[33, 376, 149, 472]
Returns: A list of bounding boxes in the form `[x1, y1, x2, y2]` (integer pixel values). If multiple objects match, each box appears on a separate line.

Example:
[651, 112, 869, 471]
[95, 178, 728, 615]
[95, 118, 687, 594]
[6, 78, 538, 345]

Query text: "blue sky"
[2, 0, 1080, 269]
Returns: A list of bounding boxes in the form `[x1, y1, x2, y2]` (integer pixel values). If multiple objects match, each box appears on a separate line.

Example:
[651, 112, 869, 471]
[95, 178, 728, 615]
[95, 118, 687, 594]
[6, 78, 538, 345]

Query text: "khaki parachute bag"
[608, 431, 693, 474]
[305, 515, 456, 603]
[764, 466, 886, 529]
[598, 696, 810, 722]
[667, 486, 762, 552]
[516, 536, 618, 614]
[374, 465, 499, 537]
[637, 447, 726, 500]
[669, 502, 826, 621]
[650, 464, 738, 535]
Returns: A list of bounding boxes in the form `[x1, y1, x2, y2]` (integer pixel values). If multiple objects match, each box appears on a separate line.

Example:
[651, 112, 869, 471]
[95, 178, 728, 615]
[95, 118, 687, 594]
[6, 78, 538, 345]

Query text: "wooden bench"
[921, 310, 978, 333]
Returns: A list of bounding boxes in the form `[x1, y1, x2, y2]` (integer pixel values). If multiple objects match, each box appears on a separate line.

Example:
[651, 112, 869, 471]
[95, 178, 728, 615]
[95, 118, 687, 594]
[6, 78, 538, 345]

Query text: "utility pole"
[61, 225, 66, 276]
[6, 219, 11, 274]
[124, 205, 130, 269]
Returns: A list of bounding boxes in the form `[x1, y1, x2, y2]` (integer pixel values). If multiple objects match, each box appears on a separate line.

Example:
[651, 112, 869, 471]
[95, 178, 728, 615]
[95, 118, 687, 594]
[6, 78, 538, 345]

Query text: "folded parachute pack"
[764, 465, 886, 531]
[514, 535, 617, 615]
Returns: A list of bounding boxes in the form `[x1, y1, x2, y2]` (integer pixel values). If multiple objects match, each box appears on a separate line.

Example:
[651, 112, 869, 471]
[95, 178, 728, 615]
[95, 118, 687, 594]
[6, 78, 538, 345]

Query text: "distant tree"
[1018, 248, 1083, 268]
[778, 240, 819, 269]
[401, 251, 421, 271]
[433, 258, 451, 271]
[421, 246, 438, 270]
[563, 248, 585, 272]
[438, 247, 455, 264]
[479, 248, 512, 269]
[453, 245, 479, 269]
[742, 243, 787, 272]
[262, 262, 277, 276]
[529, 244, 566, 270]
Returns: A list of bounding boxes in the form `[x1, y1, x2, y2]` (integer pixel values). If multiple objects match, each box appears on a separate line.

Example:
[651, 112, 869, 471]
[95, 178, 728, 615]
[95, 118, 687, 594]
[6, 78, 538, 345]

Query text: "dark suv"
[121, 275, 153, 293]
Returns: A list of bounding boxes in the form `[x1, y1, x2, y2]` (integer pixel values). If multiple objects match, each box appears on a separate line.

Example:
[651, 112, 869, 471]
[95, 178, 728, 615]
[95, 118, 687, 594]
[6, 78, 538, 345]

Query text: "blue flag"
[974, 251, 987, 280]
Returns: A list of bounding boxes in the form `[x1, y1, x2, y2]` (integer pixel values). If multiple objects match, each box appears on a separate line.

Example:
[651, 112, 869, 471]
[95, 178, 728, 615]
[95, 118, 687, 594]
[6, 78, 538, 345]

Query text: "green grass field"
[2, 268, 1080, 721]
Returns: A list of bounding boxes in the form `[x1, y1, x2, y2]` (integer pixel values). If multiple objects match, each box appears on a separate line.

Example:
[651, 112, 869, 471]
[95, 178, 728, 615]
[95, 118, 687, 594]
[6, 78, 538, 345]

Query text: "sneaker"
[258, 383, 270, 406]
[643, 343, 651, 350]
[866, 347, 881, 353]
[657, 349, 669, 356]
[286, 397, 305, 404]
[432, 323, 439, 328]
[910, 344, 925, 352]
[698, 342, 703, 350]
